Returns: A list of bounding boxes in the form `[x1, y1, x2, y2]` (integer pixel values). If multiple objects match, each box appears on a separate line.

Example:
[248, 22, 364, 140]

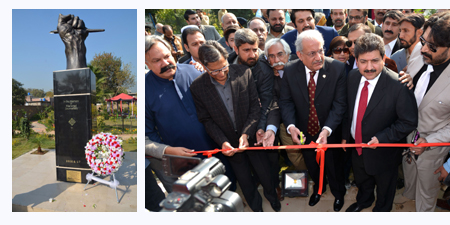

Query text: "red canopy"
[106, 93, 137, 102]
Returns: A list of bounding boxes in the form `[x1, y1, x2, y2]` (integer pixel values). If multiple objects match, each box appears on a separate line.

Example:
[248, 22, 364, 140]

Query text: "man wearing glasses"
[402, 11, 450, 212]
[279, 30, 347, 211]
[190, 40, 281, 212]
[338, 9, 383, 37]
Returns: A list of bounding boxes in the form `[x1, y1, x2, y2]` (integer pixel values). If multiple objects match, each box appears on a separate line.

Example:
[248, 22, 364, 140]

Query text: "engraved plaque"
[66, 170, 82, 182]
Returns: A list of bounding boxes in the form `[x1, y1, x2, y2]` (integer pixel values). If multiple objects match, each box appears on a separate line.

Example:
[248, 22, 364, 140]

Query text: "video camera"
[160, 155, 243, 212]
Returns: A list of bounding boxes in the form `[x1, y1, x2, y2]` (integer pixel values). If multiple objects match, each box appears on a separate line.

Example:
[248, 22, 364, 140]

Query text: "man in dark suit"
[342, 33, 418, 212]
[190, 40, 281, 212]
[279, 30, 347, 211]
[281, 9, 338, 58]
[338, 9, 383, 37]
[179, 27, 205, 65]
[381, 10, 404, 58]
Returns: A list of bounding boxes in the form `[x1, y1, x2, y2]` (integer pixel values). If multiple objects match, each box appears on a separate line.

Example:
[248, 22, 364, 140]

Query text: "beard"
[422, 47, 450, 65]
[334, 19, 344, 27]
[238, 55, 258, 67]
[270, 23, 285, 33]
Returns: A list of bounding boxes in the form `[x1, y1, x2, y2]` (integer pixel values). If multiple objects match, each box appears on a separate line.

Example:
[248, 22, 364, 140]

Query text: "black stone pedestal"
[53, 68, 96, 183]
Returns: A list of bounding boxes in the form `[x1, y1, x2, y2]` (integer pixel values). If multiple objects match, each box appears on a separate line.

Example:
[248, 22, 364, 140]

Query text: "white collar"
[359, 72, 381, 87]
[386, 38, 397, 50]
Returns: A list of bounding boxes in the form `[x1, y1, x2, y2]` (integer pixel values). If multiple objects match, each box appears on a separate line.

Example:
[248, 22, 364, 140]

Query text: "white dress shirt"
[384, 38, 397, 58]
[351, 73, 381, 139]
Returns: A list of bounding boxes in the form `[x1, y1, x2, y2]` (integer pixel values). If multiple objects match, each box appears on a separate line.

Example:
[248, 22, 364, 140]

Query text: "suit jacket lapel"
[203, 72, 233, 124]
[348, 71, 361, 122]
[364, 68, 387, 119]
[229, 66, 240, 120]
[296, 61, 309, 103]
[419, 64, 450, 110]
[315, 59, 328, 98]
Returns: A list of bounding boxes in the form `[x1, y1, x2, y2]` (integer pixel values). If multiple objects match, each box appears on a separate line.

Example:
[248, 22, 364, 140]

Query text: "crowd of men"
[145, 9, 450, 212]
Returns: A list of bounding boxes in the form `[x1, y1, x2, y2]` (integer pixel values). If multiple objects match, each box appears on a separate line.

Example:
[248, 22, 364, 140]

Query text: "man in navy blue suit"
[281, 9, 338, 58]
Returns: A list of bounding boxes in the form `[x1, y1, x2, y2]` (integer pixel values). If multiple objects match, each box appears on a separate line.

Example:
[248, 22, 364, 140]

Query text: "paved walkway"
[12, 149, 137, 212]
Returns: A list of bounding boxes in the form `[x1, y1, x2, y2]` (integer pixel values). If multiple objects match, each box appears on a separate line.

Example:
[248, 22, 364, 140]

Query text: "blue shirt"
[145, 64, 218, 151]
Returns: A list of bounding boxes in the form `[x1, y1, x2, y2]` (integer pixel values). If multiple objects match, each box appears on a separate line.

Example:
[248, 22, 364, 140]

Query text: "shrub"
[97, 115, 105, 132]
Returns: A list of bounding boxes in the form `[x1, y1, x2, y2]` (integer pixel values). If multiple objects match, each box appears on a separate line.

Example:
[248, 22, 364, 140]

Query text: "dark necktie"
[355, 81, 369, 155]
[307, 71, 320, 136]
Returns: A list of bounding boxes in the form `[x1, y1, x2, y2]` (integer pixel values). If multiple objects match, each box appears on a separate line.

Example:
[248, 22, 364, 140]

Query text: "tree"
[89, 52, 136, 101]
[12, 78, 26, 105]
[26, 88, 45, 97]
[45, 89, 54, 98]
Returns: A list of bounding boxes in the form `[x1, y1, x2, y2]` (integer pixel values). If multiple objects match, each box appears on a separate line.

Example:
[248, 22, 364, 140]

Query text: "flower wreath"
[85, 132, 124, 175]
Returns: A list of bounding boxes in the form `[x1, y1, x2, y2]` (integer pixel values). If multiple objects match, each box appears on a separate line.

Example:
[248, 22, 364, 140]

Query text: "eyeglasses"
[205, 63, 229, 75]
[302, 49, 324, 58]
[345, 40, 357, 47]
[268, 51, 287, 60]
[332, 47, 349, 54]
[419, 35, 437, 53]
[348, 15, 363, 20]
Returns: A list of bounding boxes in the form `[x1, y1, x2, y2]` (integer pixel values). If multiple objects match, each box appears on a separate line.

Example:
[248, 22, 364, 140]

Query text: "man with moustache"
[330, 9, 347, 31]
[346, 24, 399, 73]
[248, 17, 268, 51]
[279, 30, 347, 211]
[281, 9, 338, 58]
[228, 29, 274, 151]
[266, 9, 295, 42]
[262, 38, 308, 172]
[391, 13, 425, 76]
[338, 9, 383, 37]
[145, 35, 234, 193]
[401, 11, 450, 212]
[382, 10, 404, 58]
[190, 40, 281, 212]
[218, 12, 239, 54]
[372, 9, 387, 27]
[342, 33, 418, 212]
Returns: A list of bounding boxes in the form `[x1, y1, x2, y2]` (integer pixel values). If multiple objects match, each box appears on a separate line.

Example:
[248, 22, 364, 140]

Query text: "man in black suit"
[190, 40, 281, 212]
[342, 33, 418, 212]
[279, 29, 347, 211]
[381, 10, 404, 58]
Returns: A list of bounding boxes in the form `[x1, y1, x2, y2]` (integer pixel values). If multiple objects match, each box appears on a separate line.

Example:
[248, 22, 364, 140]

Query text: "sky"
[12, 9, 137, 93]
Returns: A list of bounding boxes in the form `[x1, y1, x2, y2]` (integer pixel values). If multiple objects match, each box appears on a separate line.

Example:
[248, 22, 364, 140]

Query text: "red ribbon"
[194, 142, 450, 195]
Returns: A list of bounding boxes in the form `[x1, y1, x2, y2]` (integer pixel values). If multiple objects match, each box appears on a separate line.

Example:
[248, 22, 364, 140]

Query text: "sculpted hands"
[165, 146, 197, 157]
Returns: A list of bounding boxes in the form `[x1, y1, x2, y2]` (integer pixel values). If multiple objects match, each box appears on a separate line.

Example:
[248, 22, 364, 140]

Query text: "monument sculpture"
[52, 14, 102, 183]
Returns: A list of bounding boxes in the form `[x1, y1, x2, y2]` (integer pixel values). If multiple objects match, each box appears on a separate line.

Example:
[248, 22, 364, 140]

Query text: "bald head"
[221, 13, 238, 30]
[156, 23, 163, 33]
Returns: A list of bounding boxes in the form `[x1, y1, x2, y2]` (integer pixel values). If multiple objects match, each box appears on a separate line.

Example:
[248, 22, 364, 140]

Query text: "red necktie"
[307, 71, 320, 136]
[355, 81, 369, 155]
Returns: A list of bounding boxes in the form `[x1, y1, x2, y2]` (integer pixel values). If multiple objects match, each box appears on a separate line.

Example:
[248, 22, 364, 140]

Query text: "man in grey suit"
[402, 11, 450, 212]
[184, 10, 220, 41]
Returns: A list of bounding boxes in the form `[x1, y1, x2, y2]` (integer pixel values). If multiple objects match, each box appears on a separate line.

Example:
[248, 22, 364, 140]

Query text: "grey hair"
[295, 29, 325, 53]
[264, 38, 291, 57]
[234, 28, 259, 49]
[221, 12, 237, 24]
[198, 40, 229, 67]
[354, 33, 385, 59]
[145, 35, 170, 53]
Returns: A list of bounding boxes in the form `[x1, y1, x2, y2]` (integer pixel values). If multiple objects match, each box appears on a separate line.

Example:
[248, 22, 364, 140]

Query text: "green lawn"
[101, 117, 137, 134]
[12, 134, 137, 160]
